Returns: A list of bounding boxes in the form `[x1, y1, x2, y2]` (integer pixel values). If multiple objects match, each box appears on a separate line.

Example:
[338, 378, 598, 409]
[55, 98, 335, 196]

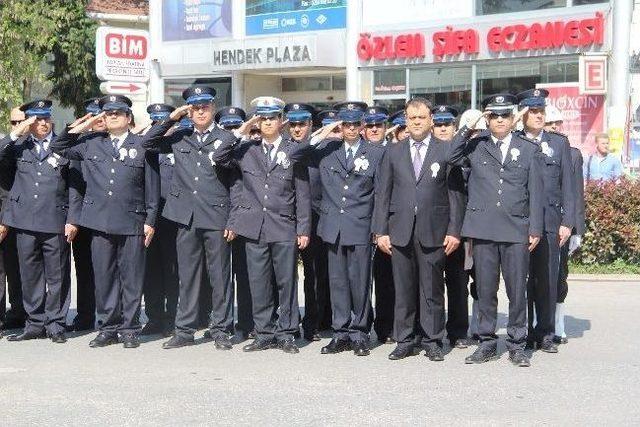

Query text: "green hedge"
[574, 177, 640, 266]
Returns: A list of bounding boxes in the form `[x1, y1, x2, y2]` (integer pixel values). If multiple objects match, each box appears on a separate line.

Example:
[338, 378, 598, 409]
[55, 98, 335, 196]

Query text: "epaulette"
[547, 130, 569, 140]
[514, 131, 539, 146]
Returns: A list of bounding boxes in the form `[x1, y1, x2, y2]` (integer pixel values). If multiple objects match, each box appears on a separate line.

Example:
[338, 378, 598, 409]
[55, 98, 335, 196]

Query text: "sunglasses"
[433, 122, 453, 127]
[10, 120, 23, 125]
[489, 112, 512, 119]
[343, 122, 362, 127]
[365, 123, 383, 129]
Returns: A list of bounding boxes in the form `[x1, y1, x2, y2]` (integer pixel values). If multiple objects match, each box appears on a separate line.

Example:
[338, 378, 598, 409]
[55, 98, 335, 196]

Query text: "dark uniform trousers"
[473, 240, 529, 350]
[327, 239, 372, 341]
[557, 242, 570, 303]
[445, 243, 469, 341]
[15, 231, 71, 334]
[373, 249, 394, 341]
[72, 227, 95, 326]
[232, 236, 254, 334]
[143, 216, 179, 329]
[301, 212, 331, 335]
[175, 226, 232, 338]
[528, 232, 560, 341]
[1, 230, 24, 324]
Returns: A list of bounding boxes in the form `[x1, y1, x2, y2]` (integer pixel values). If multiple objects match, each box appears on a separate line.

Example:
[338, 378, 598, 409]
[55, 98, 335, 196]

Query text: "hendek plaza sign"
[210, 34, 345, 71]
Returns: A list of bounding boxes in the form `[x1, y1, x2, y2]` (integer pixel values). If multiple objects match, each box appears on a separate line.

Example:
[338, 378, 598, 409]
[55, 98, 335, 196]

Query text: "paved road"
[1, 277, 639, 425]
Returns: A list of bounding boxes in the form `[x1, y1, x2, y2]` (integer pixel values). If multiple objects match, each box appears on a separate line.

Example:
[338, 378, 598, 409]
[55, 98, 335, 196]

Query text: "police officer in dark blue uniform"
[314, 101, 385, 356]
[374, 98, 464, 362]
[214, 106, 256, 340]
[515, 89, 575, 353]
[66, 97, 102, 332]
[449, 94, 544, 367]
[431, 105, 472, 349]
[141, 87, 240, 350]
[51, 94, 160, 349]
[283, 102, 331, 342]
[0, 100, 81, 343]
[139, 103, 180, 337]
[231, 96, 312, 354]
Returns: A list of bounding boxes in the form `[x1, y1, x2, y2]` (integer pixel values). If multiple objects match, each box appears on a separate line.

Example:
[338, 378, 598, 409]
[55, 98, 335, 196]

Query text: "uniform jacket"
[570, 146, 586, 235]
[142, 121, 238, 230]
[0, 134, 81, 234]
[373, 137, 465, 248]
[449, 128, 544, 244]
[515, 130, 575, 234]
[51, 128, 160, 236]
[230, 136, 311, 243]
[315, 138, 385, 246]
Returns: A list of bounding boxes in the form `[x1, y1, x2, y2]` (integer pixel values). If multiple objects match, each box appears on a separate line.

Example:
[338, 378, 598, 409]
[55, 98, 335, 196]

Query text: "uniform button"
[344, 185, 348, 190]
[264, 195, 268, 199]
[198, 151, 202, 155]
[340, 209, 344, 214]
[499, 179, 503, 184]
[194, 177, 199, 181]
[109, 180, 114, 184]
[113, 158, 116, 162]
[37, 172, 42, 176]
[33, 194, 38, 199]
[342, 197, 346, 202]
[263, 207, 267, 212]
[193, 190, 197, 194]
[108, 191, 113, 196]
[35, 183, 39, 187]
[111, 169, 115, 174]
[498, 190, 502, 194]
[264, 184, 269, 189]
[266, 173, 270, 177]
[38, 162, 42, 166]
[197, 162, 201, 167]
[496, 202, 501, 207]
[500, 168, 504, 173]
[345, 174, 349, 178]
[414, 206, 418, 213]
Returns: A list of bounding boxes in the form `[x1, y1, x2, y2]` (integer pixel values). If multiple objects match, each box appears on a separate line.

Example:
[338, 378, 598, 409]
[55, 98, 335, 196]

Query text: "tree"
[0, 0, 99, 131]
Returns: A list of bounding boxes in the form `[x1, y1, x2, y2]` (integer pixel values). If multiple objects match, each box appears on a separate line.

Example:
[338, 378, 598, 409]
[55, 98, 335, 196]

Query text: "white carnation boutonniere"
[213, 139, 222, 150]
[208, 151, 216, 166]
[128, 148, 137, 159]
[46, 156, 58, 169]
[119, 147, 128, 161]
[540, 141, 554, 157]
[166, 153, 175, 165]
[276, 151, 290, 169]
[354, 156, 369, 172]
[510, 147, 520, 162]
[430, 162, 440, 178]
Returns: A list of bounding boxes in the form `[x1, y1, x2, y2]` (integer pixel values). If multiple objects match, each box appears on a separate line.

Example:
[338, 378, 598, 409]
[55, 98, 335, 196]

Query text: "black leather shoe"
[248, 330, 257, 340]
[352, 340, 370, 356]
[49, 332, 67, 344]
[162, 325, 175, 338]
[525, 339, 536, 350]
[378, 336, 395, 344]
[451, 337, 471, 349]
[424, 344, 445, 361]
[508, 350, 531, 367]
[89, 332, 118, 348]
[122, 333, 140, 348]
[214, 335, 233, 350]
[321, 338, 351, 354]
[279, 339, 299, 354]
[140, 322, 163, 336]
[388, 344, 419, 360]
[242, 338, 276, 352]
[6, 329, 46, 341]
[538, 339, 559, 353]
[553, 335, 568, 345]
[464, 345, 498, 364]
[3, 316, 26, 330]
[69, 317, 95, 332]
[162, 334, 194, 349]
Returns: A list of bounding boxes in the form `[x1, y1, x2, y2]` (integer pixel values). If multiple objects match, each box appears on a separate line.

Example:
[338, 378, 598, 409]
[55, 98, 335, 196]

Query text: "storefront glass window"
[409, 67, 472, 113]
[475, 58, 578, 107]
[282, 76, 345, 92]
[374, 69, 407, 96]
[476, 0, 566, 15]
[164, 77, 232, 108]
[572, 0, 608, 4]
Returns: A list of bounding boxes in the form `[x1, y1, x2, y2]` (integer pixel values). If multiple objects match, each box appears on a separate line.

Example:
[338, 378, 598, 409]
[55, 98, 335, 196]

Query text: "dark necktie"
[112, 138, 120, 159]
[197, 130, 210, 146]
[346, 146, 354, 170]
[36, 139, 49, 161]
[264, 143, 273, 166]
[412, 141, 424, 179]
[496, 140, 504, 163]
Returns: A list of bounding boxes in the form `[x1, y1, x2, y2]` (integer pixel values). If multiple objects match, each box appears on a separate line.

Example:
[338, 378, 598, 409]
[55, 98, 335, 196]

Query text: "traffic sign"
[96, 26, 150, 82]
[100, 81, 148, 96]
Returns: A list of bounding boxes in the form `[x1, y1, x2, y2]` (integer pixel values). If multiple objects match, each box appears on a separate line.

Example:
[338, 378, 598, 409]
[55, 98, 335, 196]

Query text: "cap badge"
[110, 96, 116, 102]
[533, 89, 540, 96]
[439, 106, 446, 112]
[194, 88, 202, 94]
[38, 101, 44, 108]
[347, 104, 354, 110]
[229, 108, 235, 114]
[155, 105, 162, 111]
[293, 104, 299, 109]
[495, 96, 504, 103]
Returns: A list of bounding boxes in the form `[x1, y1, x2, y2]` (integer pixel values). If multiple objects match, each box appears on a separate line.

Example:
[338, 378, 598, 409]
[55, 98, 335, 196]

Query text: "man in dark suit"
[51, 95, 160, 349]
[362, 105, 395, 345]
[139, 103, 180, 338]
[315, 101, 385, 356]
[374, 97, 464, 362]
[283, 102, 331, 342]
[449, 94, 544, 367]
[431, 105, 472, 349]
[515, 89, 575, 354]
[0, 100, 81, 343]
[141, 87, 241, 350]
[544, 108, 585, 344]
[0, 108, 25, 333]
[230, 96, 311, 354]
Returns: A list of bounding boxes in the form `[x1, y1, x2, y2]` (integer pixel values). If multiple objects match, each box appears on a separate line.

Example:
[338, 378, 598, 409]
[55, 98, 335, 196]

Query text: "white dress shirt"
[490, 132, 512, 163]
[409, 134, 431, 163]
[262, 136, 282, 162]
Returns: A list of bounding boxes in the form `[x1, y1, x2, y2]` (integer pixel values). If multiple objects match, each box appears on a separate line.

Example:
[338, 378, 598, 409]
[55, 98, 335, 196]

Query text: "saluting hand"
[12, 116, 37, 137]
[528, 235, 540, 252]
[69, 112, 106, 134]
[69, 113, 93, 129]
[385, 124, 398, 138]
[443, 235, 461, 256]
[235, 115, 262, 137]
[511, 107, 529, 129]
[144, 224, 155, 247]
[311, 120, 342, 141]
[169, 105, 191, 121]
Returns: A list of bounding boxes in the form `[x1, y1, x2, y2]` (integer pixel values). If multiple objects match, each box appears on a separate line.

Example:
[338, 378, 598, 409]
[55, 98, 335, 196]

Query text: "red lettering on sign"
[433, 27, 479, 57]
[487, 12, 604, 53]
[105, 33, 147, 59]
[358, 33, 425, 61]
